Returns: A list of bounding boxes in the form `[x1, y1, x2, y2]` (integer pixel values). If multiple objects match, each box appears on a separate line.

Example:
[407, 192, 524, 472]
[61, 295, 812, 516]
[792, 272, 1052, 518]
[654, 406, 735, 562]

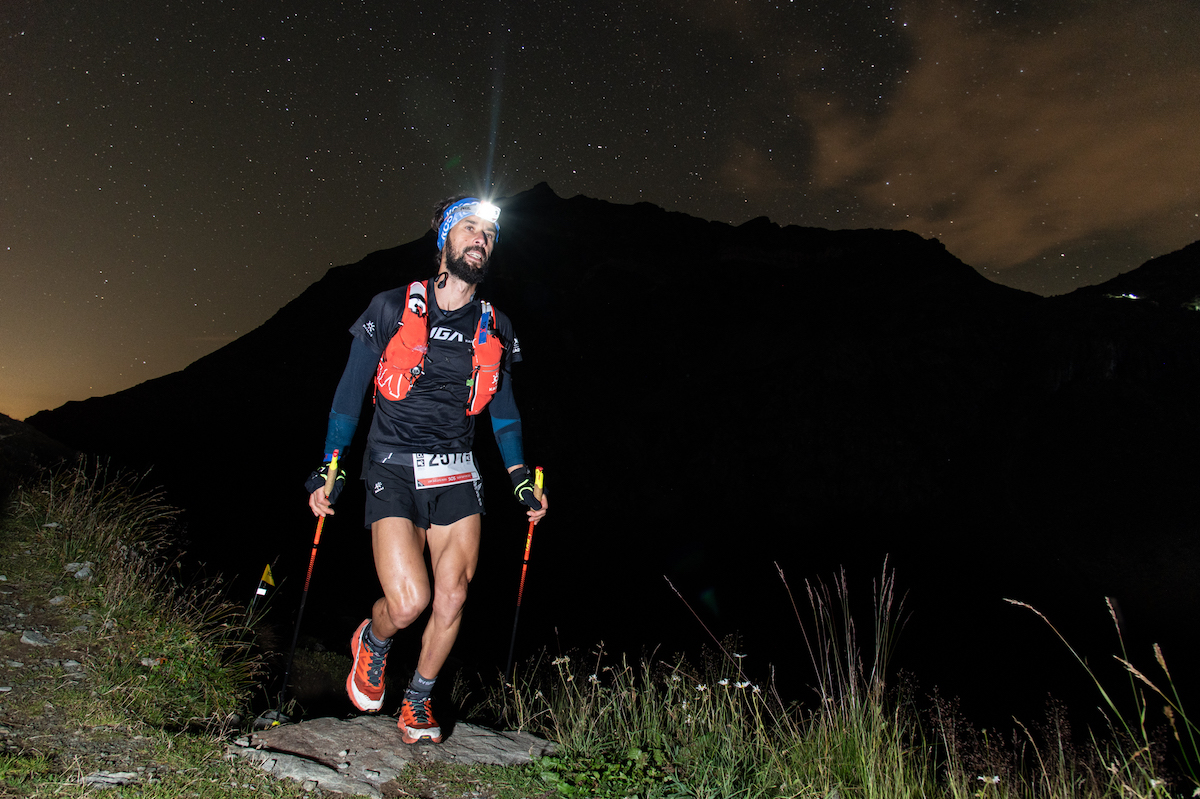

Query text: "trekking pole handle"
[533, 466, 544, 502]
[323, 449, 341, 496]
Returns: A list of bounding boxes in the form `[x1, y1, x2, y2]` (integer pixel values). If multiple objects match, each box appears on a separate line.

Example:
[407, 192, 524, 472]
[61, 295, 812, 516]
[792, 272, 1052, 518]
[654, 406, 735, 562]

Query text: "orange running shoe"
[398, 697, 443, 744]
[345, 619, 387, 712]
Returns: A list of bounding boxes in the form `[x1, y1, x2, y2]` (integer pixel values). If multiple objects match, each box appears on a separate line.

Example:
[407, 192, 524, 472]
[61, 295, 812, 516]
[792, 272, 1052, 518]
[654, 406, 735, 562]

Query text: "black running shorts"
[362, 459, 485, 529]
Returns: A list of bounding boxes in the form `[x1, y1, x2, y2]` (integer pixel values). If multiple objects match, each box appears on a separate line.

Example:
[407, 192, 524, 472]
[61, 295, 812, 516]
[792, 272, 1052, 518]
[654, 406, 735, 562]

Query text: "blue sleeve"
[489, 374, 525, 469]
[322, 337, 377, 460]
[488, 308, 526, 468]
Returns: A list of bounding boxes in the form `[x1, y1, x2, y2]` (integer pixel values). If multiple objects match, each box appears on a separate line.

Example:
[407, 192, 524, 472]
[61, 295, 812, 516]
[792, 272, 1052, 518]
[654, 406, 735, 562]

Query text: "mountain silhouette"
[0, 413, 76, 502]
[27, 183, 1200, 727]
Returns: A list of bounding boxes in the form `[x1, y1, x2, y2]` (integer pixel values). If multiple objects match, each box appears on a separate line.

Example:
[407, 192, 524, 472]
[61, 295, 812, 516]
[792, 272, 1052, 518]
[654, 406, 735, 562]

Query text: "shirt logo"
[363, 321, 376, 337]
[430, 327, 465, 342]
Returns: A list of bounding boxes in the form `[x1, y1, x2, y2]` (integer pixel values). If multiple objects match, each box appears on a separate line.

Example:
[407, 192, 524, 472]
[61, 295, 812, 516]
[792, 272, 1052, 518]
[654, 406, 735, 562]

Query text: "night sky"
[3, 0, 1199, 420]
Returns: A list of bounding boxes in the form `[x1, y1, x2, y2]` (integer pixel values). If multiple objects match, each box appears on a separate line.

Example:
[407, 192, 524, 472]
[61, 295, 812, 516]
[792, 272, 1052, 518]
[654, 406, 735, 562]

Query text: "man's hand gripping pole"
[517, 467, 544, 603]
[279, 449, 340, 712]
[506, 467, 543, 681]
[306, 449, 339, 588]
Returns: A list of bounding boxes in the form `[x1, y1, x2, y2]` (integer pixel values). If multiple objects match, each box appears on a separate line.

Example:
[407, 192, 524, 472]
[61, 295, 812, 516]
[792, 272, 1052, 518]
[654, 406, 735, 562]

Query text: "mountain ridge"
[24, 184, 1200, 727]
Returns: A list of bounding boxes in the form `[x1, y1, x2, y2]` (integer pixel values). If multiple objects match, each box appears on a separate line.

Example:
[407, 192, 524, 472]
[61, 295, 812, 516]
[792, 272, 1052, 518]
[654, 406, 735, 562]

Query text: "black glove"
[305, 462, 346, 505]
[510, 466, 542, 511]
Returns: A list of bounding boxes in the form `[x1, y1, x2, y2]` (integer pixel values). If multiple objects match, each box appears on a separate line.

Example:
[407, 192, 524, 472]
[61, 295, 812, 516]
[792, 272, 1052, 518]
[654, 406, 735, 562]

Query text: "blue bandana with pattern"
[437, 198, 501, 250]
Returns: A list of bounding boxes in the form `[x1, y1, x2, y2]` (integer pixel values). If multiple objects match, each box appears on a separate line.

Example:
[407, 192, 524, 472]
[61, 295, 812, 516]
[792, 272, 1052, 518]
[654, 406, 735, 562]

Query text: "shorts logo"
[373, 481, 385, 495]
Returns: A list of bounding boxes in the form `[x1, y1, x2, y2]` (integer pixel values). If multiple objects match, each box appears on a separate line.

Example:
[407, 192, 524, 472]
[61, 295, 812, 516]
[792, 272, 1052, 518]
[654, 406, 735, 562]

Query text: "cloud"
[803, 0, 1200, 271]
[716, 139, 799, 198]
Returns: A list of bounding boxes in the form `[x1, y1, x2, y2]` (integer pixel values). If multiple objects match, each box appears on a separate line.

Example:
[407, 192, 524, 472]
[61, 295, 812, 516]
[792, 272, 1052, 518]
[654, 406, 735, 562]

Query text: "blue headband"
[437, 198, 501, 250]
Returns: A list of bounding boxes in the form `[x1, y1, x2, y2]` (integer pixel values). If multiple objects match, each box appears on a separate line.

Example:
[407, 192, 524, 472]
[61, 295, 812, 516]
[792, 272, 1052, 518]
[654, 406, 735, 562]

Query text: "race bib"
[412, 452, 480, 490]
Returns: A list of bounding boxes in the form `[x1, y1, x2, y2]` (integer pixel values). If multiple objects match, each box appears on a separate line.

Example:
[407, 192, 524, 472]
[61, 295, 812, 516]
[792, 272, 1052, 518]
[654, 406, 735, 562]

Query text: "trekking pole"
[277, 449, 340, 712]
[505, 466, 544, 682]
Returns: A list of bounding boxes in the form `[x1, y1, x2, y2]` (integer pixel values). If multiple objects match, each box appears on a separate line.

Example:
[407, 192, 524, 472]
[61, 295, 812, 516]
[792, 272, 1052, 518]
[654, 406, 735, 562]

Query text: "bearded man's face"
[441, 215, 496, 285]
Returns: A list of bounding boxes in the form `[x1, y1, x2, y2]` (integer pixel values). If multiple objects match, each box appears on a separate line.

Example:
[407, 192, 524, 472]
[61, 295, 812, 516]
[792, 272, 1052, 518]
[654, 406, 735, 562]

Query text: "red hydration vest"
[374, 280, 505, 416]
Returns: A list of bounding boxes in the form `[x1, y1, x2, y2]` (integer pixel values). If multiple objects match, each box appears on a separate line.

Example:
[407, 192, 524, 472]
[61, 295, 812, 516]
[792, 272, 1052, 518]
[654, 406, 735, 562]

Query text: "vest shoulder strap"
[374, 281, 430, 402]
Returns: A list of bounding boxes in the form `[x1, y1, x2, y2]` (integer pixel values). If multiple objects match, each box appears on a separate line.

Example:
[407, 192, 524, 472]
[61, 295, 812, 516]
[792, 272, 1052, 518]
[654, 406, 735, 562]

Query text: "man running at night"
[306, 196, 547, 744]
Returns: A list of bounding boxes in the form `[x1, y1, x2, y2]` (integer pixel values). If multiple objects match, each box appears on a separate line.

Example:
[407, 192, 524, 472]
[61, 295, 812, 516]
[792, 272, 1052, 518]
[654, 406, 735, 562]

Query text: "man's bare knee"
[384, 587, 430, 630]
[431, 580, 469, 624]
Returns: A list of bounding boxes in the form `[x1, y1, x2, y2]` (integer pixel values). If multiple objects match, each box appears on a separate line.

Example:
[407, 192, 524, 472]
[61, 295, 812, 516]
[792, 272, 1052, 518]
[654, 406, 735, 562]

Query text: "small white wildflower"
[735, 681, 751, 689]
[976, 776, 1000, 784]
[718, 678, 730, 686]
[670, 674, 681, 682]
[552, 656, 570, 666]
[1190, 786, 1199, 798]
[733, 652, 747, 659]
[1150, 779, 1163, 788]
[588, 674, 599, 684]
[696, 683, 708, 692]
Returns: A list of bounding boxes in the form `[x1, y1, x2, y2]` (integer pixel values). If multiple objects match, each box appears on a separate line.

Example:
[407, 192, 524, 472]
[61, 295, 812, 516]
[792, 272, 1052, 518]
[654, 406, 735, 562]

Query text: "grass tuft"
[995, 597, 1197, 799]
[0, 461, 304, 798]
[485, 565, 1198, 799]
[488, 562, 935, 798]
[12, 459, 261, 730]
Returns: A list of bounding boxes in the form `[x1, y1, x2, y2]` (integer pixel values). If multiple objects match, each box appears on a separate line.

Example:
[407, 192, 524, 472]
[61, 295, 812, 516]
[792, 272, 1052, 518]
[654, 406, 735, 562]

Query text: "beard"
[443, 244, 490, 285]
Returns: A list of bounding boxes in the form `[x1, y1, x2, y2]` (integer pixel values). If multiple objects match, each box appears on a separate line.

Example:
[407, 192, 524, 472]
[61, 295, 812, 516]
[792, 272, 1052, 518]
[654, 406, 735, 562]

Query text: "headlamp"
[475, 201, 501, 223]
[437, 198, 502, 250]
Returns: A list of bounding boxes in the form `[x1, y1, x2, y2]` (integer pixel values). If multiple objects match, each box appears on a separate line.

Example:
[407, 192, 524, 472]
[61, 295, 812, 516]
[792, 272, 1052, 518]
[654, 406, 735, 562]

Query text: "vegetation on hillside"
[484, 567, 1200, 799]
[0, 462, 326, 797]
[0, 461, 1195, 798]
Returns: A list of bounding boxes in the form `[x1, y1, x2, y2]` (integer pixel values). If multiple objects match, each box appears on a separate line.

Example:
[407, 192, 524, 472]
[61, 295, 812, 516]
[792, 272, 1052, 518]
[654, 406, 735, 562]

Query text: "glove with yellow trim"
[304, 462, 346, 505]
[510, 466, 543, 511]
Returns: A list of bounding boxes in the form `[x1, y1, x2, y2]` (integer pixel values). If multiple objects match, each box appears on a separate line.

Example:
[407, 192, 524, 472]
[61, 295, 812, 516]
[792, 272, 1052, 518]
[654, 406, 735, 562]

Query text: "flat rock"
[229, 715, 555, 798]
[81, 770, 139, 786]
[20, 630, 52, 647]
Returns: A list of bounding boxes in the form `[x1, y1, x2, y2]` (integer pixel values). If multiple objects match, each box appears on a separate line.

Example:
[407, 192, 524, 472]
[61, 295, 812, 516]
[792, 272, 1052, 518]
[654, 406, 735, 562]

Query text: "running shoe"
[398, 697, 443, 744]
[345, 619, 387, 712]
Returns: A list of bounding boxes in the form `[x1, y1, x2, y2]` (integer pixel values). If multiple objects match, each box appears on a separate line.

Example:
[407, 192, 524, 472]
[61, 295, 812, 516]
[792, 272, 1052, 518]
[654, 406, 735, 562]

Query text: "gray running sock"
[364, 622, 392, 653]
[404, 670, 436, 701]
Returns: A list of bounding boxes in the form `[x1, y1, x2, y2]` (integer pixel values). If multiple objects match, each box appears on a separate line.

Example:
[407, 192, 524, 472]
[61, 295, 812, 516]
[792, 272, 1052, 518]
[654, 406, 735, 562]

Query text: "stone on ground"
[228, 715, 555, 798]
